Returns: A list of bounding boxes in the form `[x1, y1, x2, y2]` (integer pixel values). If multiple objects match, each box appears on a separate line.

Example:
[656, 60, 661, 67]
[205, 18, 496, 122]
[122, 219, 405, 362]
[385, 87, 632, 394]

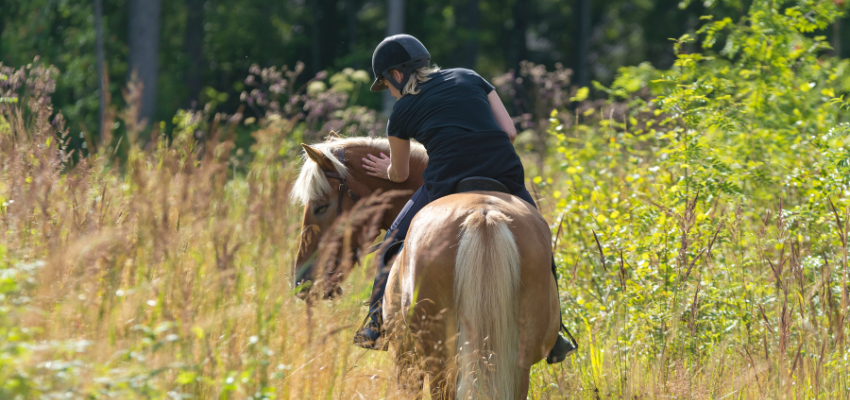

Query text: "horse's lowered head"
[290, 133, 427, 299]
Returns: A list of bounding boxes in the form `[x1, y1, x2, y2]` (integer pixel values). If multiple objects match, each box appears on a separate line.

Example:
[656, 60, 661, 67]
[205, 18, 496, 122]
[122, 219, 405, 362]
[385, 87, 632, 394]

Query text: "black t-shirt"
[387, 68, 527, 199]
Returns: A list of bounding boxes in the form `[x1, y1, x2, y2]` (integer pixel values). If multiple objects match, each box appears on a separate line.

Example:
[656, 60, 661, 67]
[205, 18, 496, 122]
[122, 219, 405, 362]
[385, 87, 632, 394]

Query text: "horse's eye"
[314, 204, 330, 215]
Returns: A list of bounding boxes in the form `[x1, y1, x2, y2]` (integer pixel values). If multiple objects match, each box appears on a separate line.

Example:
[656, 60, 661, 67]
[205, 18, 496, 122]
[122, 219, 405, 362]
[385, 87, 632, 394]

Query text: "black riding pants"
[367, 185, 541, 311]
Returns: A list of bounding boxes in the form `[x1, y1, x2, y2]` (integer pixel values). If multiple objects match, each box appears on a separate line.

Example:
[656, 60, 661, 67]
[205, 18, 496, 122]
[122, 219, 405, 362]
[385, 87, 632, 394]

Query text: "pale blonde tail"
[455, 210, 520, 400]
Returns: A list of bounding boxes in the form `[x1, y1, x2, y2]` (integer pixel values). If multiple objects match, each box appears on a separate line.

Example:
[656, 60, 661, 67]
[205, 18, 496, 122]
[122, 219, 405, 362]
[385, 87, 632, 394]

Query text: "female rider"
[355, 34, 575, 363]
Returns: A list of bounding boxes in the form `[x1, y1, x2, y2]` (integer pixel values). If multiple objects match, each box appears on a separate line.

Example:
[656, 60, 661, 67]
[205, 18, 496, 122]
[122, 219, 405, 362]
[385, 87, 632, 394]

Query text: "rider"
[354, 34, 576, 363]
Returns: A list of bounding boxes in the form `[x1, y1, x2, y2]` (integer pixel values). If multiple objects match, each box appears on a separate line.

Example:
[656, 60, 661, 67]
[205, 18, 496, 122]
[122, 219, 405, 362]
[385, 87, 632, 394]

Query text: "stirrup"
[546, 323, 578, 364]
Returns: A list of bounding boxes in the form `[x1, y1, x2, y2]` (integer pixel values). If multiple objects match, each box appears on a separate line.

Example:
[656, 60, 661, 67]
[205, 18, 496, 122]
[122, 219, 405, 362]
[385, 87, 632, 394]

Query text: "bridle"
[294, 147, 397, 291]
[322, 148, 384, 255]
[322, 148, 360, 216]
[305, 148, 360, 286]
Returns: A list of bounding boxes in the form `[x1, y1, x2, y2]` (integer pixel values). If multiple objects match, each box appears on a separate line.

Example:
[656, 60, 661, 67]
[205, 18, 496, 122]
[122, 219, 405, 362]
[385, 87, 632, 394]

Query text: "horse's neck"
[377, 168, 426, 229]
[347, 146, 427, 230]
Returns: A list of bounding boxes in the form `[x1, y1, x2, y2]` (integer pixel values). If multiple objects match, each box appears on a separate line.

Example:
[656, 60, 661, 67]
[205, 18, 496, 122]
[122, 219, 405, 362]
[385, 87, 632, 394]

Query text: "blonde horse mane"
[289, 136, 427, 205]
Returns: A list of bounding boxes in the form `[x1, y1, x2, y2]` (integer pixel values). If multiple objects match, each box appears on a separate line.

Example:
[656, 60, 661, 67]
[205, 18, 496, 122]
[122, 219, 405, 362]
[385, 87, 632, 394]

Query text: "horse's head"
[291, 134, 428, 299]
[291, 137, 364, 298]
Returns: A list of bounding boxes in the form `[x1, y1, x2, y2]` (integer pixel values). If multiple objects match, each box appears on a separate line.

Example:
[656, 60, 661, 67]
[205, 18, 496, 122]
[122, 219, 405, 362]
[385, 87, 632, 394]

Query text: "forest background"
[3, 0, 850, 398]
[6, 0, 847, 145]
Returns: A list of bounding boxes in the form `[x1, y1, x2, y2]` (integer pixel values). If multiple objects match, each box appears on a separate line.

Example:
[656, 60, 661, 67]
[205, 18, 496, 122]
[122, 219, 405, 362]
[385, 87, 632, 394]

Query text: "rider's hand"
[362, 152, 392, 180]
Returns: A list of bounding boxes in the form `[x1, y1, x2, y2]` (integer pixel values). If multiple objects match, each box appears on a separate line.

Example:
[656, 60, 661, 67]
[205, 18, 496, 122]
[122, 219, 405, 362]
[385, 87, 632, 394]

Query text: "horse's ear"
[326, 131, 340, 142]
[301, 143, 335, 171]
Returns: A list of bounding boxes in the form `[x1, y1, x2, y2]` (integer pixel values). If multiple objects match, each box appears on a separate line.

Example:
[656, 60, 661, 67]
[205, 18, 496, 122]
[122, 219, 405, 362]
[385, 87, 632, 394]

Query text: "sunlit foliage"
[1, 0, 849, 398]
[534, 0, 850, 396]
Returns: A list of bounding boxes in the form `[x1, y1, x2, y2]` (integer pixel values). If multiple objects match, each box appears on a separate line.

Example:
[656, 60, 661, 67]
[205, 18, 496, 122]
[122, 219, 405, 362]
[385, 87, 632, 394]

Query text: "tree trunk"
[310, 0, 341, 76]
[387, 0, 405, 38]
[95, 0, 105, 143]
[184, 0, 204, 108]
[509, 0, 527, 72]
[347, 0, 358, 55]
[0, 1, 6, 47]
[383, 0, 405, 114]
[574, 0, 591, 87]
[128, 0, 161, 125]
[498, 0, 511, 72]
[310, 0, 321, 76]
[834, 18, 842, 59]
[467, 0, 479, 69]
[320, 0, 340, 69]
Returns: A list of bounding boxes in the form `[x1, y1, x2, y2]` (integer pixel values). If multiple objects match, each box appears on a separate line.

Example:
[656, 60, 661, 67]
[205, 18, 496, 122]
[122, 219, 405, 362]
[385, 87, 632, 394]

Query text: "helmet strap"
[383, 69, 409, 92]
[382, 56, 430, 93]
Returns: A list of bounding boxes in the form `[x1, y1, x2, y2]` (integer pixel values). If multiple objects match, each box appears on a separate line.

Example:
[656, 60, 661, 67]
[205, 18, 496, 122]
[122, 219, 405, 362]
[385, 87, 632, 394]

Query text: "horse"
[291, 134, 560, 399]
[290, 133, 427, 297]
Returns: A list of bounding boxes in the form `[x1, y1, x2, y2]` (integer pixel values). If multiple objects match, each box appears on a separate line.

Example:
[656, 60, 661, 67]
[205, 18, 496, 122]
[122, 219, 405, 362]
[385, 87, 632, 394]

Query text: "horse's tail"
[454, 210, 520, 400]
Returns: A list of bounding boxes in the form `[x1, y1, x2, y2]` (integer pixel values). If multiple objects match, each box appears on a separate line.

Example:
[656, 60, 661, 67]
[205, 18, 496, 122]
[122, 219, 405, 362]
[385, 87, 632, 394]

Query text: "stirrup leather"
[561, 323, 578, 350]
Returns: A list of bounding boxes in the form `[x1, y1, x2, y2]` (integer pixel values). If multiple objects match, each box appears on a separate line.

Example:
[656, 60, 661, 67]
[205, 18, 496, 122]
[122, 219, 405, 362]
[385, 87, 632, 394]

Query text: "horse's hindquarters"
[384, 216, 460, 397]
[385, 192, 559, 399]
[454, 207, 521, 399]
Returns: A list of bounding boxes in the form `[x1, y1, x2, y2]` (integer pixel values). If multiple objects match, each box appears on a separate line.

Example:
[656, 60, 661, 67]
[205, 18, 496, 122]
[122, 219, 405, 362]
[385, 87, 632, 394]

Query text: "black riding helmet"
[370, 34, 431, 92]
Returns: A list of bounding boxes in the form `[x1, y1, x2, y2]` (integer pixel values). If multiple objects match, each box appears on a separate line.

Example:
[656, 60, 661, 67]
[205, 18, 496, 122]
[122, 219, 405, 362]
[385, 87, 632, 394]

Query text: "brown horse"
[291, 134, 427, 295]
[292, 135, 560, 399]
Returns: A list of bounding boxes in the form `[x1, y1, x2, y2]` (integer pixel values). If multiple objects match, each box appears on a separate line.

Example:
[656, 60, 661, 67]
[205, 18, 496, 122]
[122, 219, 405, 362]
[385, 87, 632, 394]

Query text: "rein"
[323, 148, 360, 216]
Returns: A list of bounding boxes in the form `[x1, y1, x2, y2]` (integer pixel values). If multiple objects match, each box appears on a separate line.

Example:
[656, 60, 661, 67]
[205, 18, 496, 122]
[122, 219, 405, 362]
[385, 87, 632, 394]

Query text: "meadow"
[2, 1, 850, 398]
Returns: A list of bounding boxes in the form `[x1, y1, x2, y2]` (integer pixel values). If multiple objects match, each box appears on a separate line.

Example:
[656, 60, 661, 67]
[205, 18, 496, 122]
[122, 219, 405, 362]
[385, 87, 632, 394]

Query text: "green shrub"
[539, 0, 850, 396]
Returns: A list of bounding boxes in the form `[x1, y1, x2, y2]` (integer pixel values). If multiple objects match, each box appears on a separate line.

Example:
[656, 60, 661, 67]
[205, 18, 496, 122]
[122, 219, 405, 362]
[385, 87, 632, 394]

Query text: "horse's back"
[408, 191, 551, 257]
[402, 192, 553, 312]
[387, 191, 559, 388]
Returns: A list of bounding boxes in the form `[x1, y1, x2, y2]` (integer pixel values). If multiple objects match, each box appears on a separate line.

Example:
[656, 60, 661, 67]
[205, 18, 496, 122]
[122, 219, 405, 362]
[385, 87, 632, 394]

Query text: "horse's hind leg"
[392, 345, 425, 398]
[426, 366, 454, 400]
[388, 319, 428, 397]
[413, 308, 456, 399]
[387, 300, 426, 394]
[519, 367, 531, 399]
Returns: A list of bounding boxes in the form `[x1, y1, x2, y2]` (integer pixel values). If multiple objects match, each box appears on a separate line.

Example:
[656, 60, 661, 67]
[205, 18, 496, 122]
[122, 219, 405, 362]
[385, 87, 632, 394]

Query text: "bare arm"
[362, 136, 410, 182]
[488, 90, 517, 143]
[387, 136, 410, 181]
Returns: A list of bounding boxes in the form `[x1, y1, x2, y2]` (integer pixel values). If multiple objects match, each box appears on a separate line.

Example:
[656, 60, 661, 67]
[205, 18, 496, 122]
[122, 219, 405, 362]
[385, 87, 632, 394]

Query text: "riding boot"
[352, 303, 386, 350]
[352, 240, 404, 350]
[546, 255, 578, 364]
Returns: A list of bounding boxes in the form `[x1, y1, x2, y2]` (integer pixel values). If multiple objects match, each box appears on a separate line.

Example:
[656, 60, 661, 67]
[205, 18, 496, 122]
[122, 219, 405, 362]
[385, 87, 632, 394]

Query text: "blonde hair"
[388, 65, 440, 95]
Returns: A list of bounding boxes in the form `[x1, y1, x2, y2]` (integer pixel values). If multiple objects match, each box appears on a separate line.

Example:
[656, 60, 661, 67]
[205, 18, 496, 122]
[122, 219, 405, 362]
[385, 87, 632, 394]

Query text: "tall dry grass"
[0, 62, 420, 399]
[2, 51, 850, 399]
